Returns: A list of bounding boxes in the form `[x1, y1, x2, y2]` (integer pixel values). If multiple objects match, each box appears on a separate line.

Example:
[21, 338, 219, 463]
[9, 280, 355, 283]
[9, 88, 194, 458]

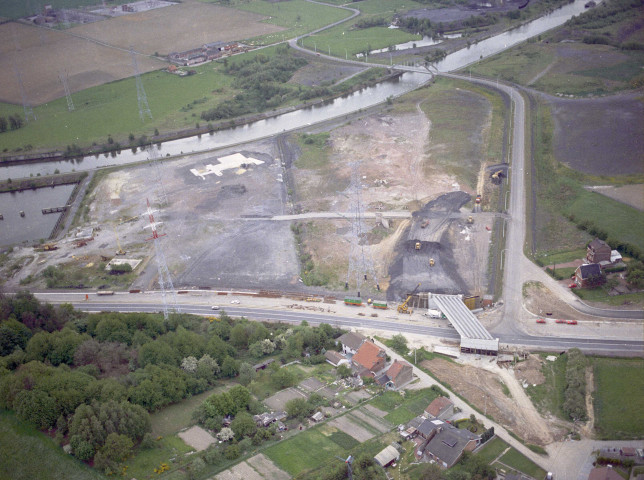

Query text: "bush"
[224, 444, 240, 460]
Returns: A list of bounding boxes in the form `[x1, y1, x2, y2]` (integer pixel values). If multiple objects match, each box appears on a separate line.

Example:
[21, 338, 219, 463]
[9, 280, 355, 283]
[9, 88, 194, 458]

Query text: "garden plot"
[264, 387, 307, 411]
[345, 389, 371, 405]
[328, 415, 375, 443]
[351, 408, 392, 433]
[363, 404, 388, 418]
[177, 425, 215, 452]
[299, 377, 325, 393]
[247, 454, 290, 480]
[215, 461, 264, 480]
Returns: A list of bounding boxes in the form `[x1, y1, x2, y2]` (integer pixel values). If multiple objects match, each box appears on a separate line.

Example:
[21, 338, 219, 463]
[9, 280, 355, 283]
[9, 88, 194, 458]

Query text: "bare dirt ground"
[216, 454, 290, 480]
[265, 387, 306, 412]
[328, 415, 375, 442]
[0, 0, 279, 105]
[421, 357, 561, 445]
[246, 454, 290, 480]
[585, 184, 644, 211]
[71, 1, 282, 56]
[0, 22, 165, 105]
[177, 425, 216, 452]
[547, 91, 644, 175]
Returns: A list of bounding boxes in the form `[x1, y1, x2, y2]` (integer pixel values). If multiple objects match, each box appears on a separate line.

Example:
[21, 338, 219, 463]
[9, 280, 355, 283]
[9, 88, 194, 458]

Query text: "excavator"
[397, 282, 421, 314]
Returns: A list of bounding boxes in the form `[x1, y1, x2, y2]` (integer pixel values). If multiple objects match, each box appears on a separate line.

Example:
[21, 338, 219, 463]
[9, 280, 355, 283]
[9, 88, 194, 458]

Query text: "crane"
[397, 282, 421, 314]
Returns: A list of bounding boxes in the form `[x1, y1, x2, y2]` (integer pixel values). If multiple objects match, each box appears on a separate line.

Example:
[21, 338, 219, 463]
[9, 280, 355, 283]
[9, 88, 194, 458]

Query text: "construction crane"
[397, 282, 421, 314]
[113, 226, 126, 255]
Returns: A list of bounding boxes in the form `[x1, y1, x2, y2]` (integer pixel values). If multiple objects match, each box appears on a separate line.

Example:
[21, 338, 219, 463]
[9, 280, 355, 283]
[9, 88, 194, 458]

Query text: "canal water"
[0, 184, 76, 246]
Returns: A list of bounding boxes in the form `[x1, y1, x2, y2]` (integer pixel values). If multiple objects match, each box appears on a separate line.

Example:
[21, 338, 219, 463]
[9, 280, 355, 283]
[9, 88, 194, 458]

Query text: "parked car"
[230, 299, 240, 304]
[211, 305, 220, 310]
[568, 282, 577, 288]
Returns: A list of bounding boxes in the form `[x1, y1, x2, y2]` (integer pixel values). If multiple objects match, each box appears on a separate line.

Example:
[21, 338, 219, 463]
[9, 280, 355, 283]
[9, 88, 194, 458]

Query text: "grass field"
[127, 434, 193, 480]
[370, 387, 443, 425]
[498, 447, 547, 479]
[475, 437, 509, 464]
[592, 357, 644, 439]
[525, 354, 568, 421]
[264, 428, 345, 475]
[0, 0, 99, 19]
[536, 248, 587, 267]
[0, 410, 106, 480]
[418, 77, 502, 189]
[212, 0, 351, 46]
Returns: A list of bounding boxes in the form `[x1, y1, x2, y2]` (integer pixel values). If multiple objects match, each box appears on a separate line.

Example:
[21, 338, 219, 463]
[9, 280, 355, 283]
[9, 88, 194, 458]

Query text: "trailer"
[344, 297, 362, 306]
[96, 290, 115, 296]
[372, 301, 387, 310]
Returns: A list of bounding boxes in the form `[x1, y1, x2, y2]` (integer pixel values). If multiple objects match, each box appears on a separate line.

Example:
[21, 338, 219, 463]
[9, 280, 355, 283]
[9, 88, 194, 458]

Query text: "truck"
[475, 195, 482, 204]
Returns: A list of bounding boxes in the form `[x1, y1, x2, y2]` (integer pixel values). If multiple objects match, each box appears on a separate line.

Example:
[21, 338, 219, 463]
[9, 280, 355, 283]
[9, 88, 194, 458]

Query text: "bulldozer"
[467, 216, 474, 224]
[398, 283, 421, 314]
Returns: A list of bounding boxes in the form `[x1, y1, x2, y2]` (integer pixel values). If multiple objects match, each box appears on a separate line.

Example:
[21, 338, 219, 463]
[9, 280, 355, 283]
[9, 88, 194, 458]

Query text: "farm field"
[72, 1, 281, 56]
[592, 357, 644, 439]
[0, 410, 106, 480]
[497, 447, 547, 480]
[211, 0, 352, 46]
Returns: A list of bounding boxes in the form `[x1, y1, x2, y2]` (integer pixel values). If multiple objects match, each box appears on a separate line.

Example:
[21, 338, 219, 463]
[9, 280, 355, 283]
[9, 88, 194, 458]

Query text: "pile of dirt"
[514, 355, 546, 386]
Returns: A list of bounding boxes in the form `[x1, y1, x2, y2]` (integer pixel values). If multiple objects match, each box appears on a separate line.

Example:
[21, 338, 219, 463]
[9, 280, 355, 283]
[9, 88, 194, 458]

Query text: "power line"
[131, 47, 152, 121]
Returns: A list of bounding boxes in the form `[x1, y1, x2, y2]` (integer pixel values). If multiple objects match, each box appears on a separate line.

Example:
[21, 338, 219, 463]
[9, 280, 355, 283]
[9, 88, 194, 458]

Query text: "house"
[574, 263, 605, 288]
[337, 332, 366, 355]
[587, 239, 612, 264]
[416, 418, 445, 440]
[311, 411, 324, 423]
[253, 411, 287, 427]
[386, 360, 414, 389]
[588, 466, 624, 480]
[351, 341, 386, 375]
[421, 425, 480, 468]
[374, 445, 400, 467]
[425, 396, 454, 420]
[325, 350, 349, 367]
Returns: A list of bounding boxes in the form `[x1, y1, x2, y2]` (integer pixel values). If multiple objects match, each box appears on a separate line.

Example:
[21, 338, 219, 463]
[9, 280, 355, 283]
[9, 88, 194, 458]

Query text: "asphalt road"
[69, 301, 644, 355]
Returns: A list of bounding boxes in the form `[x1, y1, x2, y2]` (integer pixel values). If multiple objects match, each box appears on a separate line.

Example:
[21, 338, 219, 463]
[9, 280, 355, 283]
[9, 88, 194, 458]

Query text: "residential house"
[337, 332, 367, 355]
[374, 445, 400, 467]
[351, 340, 387, 376]
[574, 263, 606, 288]
[588, 466, 624, 480]
[376, 360, 414, 389]
[587, 239, 612, 264]
[425, 396, 454, 420]
[325, 350, 349, 367]
[253, 411, 287, 428]
[421, 425, 480, 468]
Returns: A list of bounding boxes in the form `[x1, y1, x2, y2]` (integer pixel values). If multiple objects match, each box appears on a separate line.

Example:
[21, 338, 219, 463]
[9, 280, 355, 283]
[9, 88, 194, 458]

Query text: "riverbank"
[0, 172, 87, 194]
[0, 70, 403, 167]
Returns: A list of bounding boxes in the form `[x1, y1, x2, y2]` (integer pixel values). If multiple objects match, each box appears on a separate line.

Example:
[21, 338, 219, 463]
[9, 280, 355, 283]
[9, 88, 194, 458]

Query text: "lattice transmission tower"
[143, 199, 179, 320]
[131, 47, 152, 121]
[14, 68, 36, 123]
[345, 162, 379, 298]
[59, 72, 74, 111]
[146, 146, 168, 206]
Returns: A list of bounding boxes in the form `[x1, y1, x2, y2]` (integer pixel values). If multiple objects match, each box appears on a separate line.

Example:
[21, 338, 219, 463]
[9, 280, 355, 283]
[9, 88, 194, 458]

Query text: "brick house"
[352, 340, 386, 375]
[574, 263, 606, 288]
[587, 239, 612, 264]
[376, 359, 414, 389]
[421, 426, 480, 468]
[425, 396, 454, 420]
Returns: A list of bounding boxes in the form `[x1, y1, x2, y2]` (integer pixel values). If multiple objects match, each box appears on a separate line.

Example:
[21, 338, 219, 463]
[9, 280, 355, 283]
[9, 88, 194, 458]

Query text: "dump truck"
[420, 219, 429, 228]
[475, 195, 482, 204]
[415, 242, 421, 250]
[429, 258, 435, 267]
[467, 216, 474, 224]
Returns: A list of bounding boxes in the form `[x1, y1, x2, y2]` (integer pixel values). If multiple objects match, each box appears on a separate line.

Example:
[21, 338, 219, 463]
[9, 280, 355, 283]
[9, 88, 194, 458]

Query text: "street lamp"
[500, 249, 507, 270]
[504, 190, 510, 212]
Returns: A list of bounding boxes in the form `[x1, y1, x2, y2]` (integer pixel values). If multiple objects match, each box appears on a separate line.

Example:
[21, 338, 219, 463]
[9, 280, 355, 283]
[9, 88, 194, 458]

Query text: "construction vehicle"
[40, 243, 58, 251]
[398, 283, 421, 314]
[415, 242, 421, 250]
[113, 226, 126, 255]
[429, 258, 435, 267]
[467, 216, 474, 224]
[475, 195, 482, 204]
[491, 170, 504, 184]
[420, 219, 429, 229]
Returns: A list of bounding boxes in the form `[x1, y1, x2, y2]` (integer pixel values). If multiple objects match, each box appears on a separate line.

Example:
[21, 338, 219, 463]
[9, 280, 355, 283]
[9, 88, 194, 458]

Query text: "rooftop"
[337, 331, 367, 351]
[425, 396, 454, 417]
[352, 341, 386, 372]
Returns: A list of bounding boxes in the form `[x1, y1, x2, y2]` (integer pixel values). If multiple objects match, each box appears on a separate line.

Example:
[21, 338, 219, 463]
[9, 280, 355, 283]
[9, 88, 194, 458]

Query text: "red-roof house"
[386, 360, 413, 389]
[425, 397, 454, 420]
[352, 341, 386, 375]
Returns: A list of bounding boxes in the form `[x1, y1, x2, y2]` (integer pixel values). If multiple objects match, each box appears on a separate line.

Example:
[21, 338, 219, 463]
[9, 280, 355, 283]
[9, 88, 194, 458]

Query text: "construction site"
[1, 78, 505, 352]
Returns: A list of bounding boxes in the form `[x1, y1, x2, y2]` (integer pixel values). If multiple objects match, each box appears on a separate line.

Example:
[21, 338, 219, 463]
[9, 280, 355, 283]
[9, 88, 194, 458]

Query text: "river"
[0, 0, 591, 182]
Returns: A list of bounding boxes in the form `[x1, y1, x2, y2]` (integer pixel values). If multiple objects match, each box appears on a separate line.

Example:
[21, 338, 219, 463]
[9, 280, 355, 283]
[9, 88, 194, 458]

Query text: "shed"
[311, 411, 324, 423]
[374, 445, 400, 467]
[325, 350, 349, 367]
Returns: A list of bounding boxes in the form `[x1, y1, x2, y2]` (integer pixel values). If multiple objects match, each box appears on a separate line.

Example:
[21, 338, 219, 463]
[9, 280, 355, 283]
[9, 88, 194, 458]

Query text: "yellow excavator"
[398, 283, 421, 314]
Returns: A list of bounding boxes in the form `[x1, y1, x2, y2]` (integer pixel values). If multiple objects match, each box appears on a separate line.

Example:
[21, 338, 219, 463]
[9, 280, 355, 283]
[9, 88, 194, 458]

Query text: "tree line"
[0, 114, 24, 133]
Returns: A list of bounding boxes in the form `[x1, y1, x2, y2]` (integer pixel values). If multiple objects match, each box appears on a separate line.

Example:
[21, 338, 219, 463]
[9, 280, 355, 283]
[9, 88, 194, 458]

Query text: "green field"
[126, 434, 193, 480]
[369, 387, 443, 425]
[0, 0, 99, 19]
[418, 77, 505, 189]
[475, 437, 510, 464]
[498, 447, 547, 479]
[525, 354, 568, 421]
[0, 410, 106, 480]
[593, 357, 644, 439]
[210, 0, 352, 45]
[264, 428, 345, 475]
